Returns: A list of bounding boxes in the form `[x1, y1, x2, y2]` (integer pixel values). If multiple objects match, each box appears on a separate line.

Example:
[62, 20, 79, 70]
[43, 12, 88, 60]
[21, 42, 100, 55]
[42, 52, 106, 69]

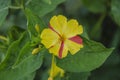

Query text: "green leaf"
[13, 42, 32, 65]
[25, 8, 46, 38]
[26, 0, 66, 17]
[8, 26, 25, 43]
[0, 0, 11, 26]
[82, 0, 106, 13]
[57, 37, 113, 72]
[0, 32, 29, 70]
[18, 72, 36, 80]
[0, 50, 43, 80]
[42, 0, 52, 4]
[0, 31, 45, 80]
[90, 14, 106, 40]
[90, 66, 120, 80]
[111, 0, 120, 26]
[0, 52, 4, 63]
[68, 72, 90, 80]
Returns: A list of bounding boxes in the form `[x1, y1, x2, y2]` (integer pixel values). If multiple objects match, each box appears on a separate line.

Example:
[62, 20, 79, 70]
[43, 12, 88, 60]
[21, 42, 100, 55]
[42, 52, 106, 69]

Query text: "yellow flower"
[41, 15, 83, 58]
[48, 55, 64, 80]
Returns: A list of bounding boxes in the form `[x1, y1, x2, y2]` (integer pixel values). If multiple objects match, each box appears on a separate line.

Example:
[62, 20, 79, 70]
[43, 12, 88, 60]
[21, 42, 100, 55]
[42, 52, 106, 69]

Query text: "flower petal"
[49, 41, 68, 58]
[64, 19, 83, 38]
[49, 41, 61, 56]
[49, 58, 64, 79]
[40, 29, 60, 48]
[58, 41, 64, 58]
[53, 64, 64, 77]
[59, 41, 68, 58]
[50, 15, 67, 35]
[69, 36, 83, 45]
[61, 45, 68, 58]
[65, 39, 83, 55]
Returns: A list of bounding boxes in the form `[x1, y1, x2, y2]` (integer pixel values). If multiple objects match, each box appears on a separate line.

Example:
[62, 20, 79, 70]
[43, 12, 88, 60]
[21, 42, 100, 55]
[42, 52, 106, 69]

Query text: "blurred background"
[0, 0, 120, 80]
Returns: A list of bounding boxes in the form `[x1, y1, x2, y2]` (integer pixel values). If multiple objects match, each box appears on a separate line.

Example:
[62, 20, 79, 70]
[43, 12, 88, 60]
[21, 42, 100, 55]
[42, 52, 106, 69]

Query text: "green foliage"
[0, 32, 44, 80]
[81, 0, 106, 13]
[0, 0, 11, 26]
[25, 8, 46, 38]
[68, 72, 90, 80]
[18, 72, 36, 80]
[57, 37, 113, 72]
[0, 51, 4, 63]
[0, 0, 119, 80]
[42, 0, 52, 4]
[111, 0, 120, 26]
[26, 0, 66, 17]
[8, 26, 25, 43]
[0, 32, 29, 70]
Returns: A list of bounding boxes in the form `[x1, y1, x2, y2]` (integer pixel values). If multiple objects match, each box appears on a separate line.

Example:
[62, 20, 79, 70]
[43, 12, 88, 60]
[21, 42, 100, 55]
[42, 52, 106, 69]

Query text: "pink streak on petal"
[69, 36, 83, 44]
[58, 41, 64, 59]
[48, 24, 61, 37]
[49, 23, 56, 32]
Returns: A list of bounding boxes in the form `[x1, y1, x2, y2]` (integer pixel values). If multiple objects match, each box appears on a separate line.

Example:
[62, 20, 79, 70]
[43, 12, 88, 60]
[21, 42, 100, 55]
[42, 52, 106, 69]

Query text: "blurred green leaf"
[111, 0, 120, 26]
[82, 0, 106, 13]
[0, 32, 29, 70]
[18, 72, 36, 80]
[42, 0, 52, 4]
[90, 14, 106, 40]
[0, 38, 8, 52]
[65, 0, 82, 15]
[25, 8, 46, 39]
[0, 0, 11, 26]
[90, 66, 120, 80]
[8, 26, 25, 43]
[110, 28, 120, 47]
[26, 0, 66, 17]
[0, 51, 4, 63]
[13, 42, 31, 65]
[0, 31, 45, 80]
[57, 37, 113, 72]
[68, 72, 90, 80]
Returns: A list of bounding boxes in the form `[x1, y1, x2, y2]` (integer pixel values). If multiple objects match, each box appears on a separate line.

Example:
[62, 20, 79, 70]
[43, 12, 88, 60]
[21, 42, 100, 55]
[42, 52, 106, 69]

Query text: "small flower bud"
[32, 48, 40, 55]
[35, 24, 40, 33]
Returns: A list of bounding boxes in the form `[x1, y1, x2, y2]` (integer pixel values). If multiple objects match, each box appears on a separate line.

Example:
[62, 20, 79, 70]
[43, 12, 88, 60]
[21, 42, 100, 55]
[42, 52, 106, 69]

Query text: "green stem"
[9, 6, 22, 9]
[50, 55, 55, 77]
[10, 0, 24, 10]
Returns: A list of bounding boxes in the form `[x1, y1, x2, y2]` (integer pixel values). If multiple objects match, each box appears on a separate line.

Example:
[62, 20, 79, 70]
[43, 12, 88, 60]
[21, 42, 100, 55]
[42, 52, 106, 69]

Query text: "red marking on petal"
[49, 45, 54, 49]
[69, 36, 83, 44]
[48, 23, 61, 37]
[49, 23, 55, 32]
[58, 41, 64, 59]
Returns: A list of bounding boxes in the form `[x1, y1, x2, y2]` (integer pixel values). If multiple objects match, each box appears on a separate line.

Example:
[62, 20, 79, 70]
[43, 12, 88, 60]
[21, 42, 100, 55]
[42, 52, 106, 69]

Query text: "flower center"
[60, 35, 66, 42]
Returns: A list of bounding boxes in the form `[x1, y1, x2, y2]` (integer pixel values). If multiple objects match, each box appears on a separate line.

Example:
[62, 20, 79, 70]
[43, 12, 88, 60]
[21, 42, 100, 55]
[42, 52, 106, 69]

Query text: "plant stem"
[9, 6, 22, 9]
